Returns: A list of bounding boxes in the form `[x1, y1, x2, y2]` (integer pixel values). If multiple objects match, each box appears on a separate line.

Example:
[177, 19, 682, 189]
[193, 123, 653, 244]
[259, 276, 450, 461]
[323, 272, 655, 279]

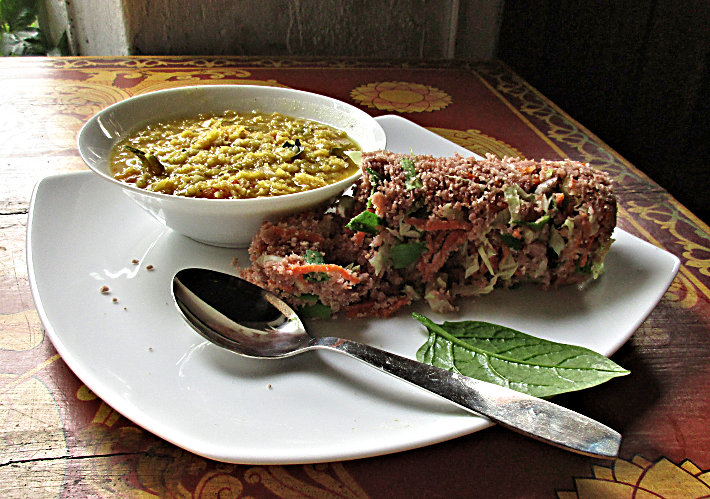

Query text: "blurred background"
[5, 0, 708, 223]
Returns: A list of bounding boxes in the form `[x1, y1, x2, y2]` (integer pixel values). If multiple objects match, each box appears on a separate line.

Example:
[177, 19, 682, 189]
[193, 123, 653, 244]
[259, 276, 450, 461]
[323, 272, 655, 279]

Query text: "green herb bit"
[500, 233, 523, 251]
[299, 302, 332, 319]
[576, 258, 605, 279]
[391, 242, 427, 269]
[304, 250, 325, 264]
[303, 250, 329, 282]
[413, 313, 629, 398]
[528, 214, 551, 230]
[346, 210, 384, 235]
[577, 261, 593, 274]
[407, 201, 430, 219]
[513, 214, 551, 231]
[124, 145, 165, 176]
[366, 167, 385, 187]
[295, 294, 319, 304]
[402, 157, 423, 191]
[364, 167, 386, 210]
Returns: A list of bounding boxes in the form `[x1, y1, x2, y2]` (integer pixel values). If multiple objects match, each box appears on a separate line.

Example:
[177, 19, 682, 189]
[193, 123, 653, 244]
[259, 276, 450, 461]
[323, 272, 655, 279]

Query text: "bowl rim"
[77, 84, 386, 205]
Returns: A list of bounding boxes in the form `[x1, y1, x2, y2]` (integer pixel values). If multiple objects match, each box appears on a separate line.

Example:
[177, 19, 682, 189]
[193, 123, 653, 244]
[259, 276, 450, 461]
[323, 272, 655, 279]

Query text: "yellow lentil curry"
[110, 111, 362, 199]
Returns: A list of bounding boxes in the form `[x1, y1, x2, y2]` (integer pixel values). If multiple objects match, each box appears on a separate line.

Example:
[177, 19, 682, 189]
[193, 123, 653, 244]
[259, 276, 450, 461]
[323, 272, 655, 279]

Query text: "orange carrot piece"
[351, 230, 366, 246]
[501, 244, 510, 262]
[287, 264, 360, 284]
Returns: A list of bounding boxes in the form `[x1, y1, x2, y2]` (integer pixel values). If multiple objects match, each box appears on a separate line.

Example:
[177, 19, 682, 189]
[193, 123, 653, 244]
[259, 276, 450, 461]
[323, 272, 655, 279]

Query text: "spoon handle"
[314, 336, 620, 458]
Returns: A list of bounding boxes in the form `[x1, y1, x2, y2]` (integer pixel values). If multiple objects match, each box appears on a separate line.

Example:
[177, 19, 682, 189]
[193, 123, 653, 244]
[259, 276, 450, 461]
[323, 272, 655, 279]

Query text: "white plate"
[27, 115, 680, 464]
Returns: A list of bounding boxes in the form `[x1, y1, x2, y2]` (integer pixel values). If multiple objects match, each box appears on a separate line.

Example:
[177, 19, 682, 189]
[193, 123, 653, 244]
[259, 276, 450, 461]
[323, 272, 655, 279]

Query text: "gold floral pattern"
[351, 81, 451, 113]
[427, 127, 524, 159]
[557, 455, 710, 498]
[54, 71, 286, 108]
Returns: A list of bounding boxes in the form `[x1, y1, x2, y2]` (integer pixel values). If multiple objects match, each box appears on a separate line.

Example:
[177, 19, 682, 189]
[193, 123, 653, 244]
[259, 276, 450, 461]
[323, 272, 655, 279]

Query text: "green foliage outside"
[1, 0, 68, 56]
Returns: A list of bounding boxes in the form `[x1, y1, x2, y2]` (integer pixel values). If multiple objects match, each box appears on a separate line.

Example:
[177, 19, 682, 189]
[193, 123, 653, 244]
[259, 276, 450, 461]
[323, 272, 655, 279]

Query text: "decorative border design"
[39, 56, 480, 71]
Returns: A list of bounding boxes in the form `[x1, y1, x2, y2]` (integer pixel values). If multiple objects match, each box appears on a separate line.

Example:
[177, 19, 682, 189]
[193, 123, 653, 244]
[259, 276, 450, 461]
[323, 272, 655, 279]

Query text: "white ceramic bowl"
[77, 85, 386, 247]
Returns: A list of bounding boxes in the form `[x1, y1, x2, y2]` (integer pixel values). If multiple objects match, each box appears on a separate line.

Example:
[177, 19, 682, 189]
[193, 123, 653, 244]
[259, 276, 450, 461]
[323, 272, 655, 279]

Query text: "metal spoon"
[172, 267, 621, 458]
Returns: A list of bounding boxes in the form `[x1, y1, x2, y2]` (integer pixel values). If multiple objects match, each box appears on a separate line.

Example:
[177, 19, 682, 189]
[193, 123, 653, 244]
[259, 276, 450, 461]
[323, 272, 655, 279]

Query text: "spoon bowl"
[173, 267, 312, 357]
[172, 267, 621, 459]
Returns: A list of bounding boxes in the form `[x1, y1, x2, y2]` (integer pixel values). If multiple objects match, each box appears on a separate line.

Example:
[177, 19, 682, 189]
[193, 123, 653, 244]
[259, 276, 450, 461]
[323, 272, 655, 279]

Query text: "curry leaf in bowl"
[123, 145, 166, 176]
[282, 138, 305, 161]
[413, 313, 629, 398]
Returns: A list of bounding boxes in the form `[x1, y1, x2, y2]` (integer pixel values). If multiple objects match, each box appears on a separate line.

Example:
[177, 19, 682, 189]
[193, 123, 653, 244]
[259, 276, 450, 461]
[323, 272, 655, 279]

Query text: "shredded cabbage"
[497, 252, 518, 281]
[504, 184, 535, 225]
[549, 229, 565, 256]
[368, 247, 389, 276]
[255, 254, 284, 265]
[477, 241, 496, 276]
[439, 202, 462, 220]
[590, 260, 605, 279]
[541, 193, 553, 212]
[471, 276, 498, 296]
[532, 258, 548, 278]
[402, 285, 421, 301]
[397, 220, 421, 238]
[423, 292, 455, 313]
[590, 239, 613, 279]
[464, 252, 480, 278]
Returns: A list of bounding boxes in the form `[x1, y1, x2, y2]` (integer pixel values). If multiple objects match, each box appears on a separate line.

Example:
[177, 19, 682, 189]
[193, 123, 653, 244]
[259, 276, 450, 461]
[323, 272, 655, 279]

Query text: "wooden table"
[1, 56, 708, 498]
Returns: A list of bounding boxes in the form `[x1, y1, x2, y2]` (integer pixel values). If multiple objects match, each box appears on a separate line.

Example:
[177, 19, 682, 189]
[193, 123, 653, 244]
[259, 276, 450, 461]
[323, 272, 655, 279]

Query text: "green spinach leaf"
[391, 242, 426, 269]
[346, 210, 384, 235]
[413, 313, 629, 397]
